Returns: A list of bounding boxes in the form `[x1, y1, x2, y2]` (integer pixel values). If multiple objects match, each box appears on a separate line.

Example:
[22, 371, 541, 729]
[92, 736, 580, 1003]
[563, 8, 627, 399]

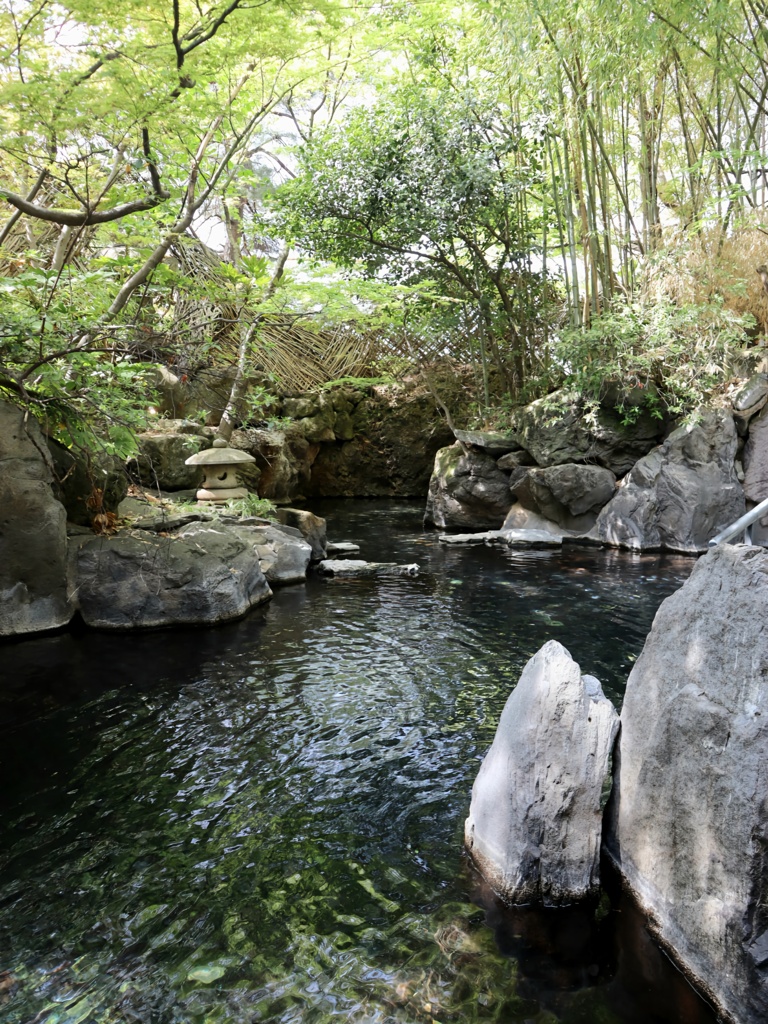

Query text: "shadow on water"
[0, 499, 718, 1023]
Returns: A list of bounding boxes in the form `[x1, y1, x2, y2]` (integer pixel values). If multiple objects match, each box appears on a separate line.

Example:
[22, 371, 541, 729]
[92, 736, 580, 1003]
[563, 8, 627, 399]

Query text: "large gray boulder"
[595, 409, 745, 552]
[732, 372, 768, 436]
[743, 402, 768, 504]
[465, 641, 619, 906]
[605, 544, 768, 1024]
[129, 430, 207, 491]
[509, 463, 616, 532]
[241, 523, 312, 584]
[509, 390, 664, 475]
[72, 522, 271, 629]
[275, 507, 327, 561]
[0, 402, 73, 636]
[48, 440, 127, 526]
[424, 444, 512, 530]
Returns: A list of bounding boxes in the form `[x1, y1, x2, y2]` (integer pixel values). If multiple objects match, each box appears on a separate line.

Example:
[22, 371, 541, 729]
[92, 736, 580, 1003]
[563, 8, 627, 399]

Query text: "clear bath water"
[0, 500, 718, 1024]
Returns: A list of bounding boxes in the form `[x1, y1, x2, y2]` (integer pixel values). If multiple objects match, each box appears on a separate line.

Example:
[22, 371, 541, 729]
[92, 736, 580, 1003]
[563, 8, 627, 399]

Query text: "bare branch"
[0, 168, 47, 246]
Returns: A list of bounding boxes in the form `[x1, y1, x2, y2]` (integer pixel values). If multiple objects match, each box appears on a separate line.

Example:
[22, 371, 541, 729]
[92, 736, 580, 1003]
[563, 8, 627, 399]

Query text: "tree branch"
[0, 188, 168, 226]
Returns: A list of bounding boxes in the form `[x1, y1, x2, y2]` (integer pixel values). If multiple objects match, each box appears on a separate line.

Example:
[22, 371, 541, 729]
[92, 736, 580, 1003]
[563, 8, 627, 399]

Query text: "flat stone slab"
[453, 428, 522, 456]
[317, 559, 419, 577]
[326, 541, 361, 556]
[438, 531, 506, 545]
[501, 529, 564, 548]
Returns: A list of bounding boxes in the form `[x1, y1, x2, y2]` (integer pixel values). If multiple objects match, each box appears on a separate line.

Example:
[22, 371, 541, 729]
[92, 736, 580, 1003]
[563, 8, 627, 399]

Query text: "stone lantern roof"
[184, 437, 256, 467]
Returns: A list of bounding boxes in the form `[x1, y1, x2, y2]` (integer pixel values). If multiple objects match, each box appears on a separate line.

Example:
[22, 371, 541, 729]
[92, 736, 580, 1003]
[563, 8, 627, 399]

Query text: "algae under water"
[0, 500, 718, 1024]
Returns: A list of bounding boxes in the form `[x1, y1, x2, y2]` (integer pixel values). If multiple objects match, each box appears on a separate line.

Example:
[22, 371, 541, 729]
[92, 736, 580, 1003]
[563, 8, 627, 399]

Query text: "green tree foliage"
[0, 0, 351, 447]
[2, 0, 766, 444]
[278, 80, 552, 398]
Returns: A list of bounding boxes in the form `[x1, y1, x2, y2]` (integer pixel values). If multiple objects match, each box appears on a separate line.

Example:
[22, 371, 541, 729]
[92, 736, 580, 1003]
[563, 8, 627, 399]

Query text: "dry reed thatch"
[642, 223, 768, 333]
[252, 317, 375, 390]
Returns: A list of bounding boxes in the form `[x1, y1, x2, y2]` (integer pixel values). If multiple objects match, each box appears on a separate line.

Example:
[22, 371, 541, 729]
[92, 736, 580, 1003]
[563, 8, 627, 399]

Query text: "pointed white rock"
[465, 640, 619, 905]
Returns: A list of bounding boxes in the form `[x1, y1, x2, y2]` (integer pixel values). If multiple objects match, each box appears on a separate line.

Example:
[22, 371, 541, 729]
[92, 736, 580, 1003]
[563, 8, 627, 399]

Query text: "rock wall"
[509, 389, 666, 476]
[0, 401, 73, 636]
[426, 397, 756, 552]
[134, 376, 463, 501]
[605, 543, 768, 1024]
[594, 409, 745, 553]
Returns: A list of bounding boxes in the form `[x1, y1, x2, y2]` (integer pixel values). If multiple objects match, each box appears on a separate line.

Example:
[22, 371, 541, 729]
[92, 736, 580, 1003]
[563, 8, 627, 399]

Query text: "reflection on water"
[0, 500, 717, 1023]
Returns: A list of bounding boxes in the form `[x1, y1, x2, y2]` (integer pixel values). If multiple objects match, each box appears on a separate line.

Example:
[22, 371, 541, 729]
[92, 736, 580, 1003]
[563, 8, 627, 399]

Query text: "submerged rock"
[0, 401, 73, 636]
[72, 522, 271, 629]
[595, 408, 745, 552]
[316, 559, 419, 577]
[424, 444, 512, 530]
[465, 640, 619, 906]
[605, 543, 768, 1024]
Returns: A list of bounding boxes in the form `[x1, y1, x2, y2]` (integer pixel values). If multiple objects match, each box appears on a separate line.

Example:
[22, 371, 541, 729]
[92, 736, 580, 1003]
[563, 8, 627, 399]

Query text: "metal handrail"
[708, 495, 768, 547]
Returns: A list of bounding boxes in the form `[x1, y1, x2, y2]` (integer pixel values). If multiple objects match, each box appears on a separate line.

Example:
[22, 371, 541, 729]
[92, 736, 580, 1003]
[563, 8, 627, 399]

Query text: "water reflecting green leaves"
[0, 501, 705, 1024]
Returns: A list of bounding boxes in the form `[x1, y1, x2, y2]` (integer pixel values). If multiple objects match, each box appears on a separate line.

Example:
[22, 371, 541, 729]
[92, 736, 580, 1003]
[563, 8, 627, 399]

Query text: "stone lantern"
[184, 438, 256, 503]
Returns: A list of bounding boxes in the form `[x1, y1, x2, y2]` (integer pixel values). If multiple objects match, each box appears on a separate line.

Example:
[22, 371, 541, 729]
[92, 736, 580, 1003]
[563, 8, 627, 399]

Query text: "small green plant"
[556, 298, 754, 421]
[319, 374, 395, 391]
[223, 494, 278, 520]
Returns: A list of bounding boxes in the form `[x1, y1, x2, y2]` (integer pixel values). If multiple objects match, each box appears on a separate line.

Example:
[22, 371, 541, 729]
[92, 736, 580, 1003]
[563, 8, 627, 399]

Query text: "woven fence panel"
[253, 318, 376, 391]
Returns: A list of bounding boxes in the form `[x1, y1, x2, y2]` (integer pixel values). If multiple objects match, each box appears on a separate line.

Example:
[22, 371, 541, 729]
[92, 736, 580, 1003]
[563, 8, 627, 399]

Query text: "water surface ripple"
[0, 500, 716, 1024]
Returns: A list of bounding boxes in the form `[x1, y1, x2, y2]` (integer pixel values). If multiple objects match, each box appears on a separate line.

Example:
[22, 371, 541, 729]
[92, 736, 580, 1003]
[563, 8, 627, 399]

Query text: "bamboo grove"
[1, 0, 768, 440]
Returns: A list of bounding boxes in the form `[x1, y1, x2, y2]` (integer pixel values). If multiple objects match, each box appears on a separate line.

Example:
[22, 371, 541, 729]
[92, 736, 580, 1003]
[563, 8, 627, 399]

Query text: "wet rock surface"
[465, 640, 619, 905]
[0, 401, 73, 636]
[605, 543, 768, 1024]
